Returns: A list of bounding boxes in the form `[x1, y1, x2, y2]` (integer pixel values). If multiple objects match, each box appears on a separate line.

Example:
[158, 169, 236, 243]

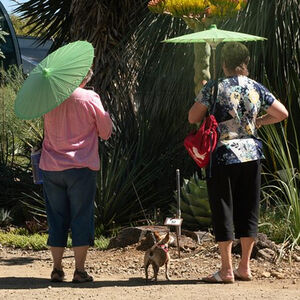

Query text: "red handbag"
[184, 81, 219, 169]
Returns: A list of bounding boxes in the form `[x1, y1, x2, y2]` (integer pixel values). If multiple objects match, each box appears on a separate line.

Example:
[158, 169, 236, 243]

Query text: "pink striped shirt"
[40, 87, 112, 171]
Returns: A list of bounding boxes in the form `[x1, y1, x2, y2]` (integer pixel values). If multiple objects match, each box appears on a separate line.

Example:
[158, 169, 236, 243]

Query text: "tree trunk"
[69, 0, 147, 94]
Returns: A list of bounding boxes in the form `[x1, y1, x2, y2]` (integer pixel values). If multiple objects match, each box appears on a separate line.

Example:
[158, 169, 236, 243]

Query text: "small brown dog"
[144, 231, 171, 282]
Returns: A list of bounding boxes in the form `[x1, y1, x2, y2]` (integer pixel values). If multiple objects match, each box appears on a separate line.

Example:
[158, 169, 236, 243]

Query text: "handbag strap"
[206, 79, 219, 179]
[210, 80, 218, 115]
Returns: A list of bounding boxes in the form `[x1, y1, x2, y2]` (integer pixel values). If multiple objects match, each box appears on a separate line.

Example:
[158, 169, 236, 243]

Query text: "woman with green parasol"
[188, 42, 288, 283]
[15, 41, 113, 283]
[40, 68, 113, 283]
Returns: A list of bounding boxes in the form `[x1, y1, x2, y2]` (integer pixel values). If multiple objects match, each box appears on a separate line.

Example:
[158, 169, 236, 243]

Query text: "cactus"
[171, 172, 211, 230]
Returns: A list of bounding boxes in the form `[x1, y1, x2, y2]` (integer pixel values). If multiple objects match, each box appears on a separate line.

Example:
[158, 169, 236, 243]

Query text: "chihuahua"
[144, 231, 171, 282]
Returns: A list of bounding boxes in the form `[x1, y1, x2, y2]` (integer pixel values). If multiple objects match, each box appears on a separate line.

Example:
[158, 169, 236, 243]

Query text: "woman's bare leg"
[218, 240, 234, 280]
[237, 237, 255, 277]
[73, 245, 89, 271]
[50, 246, 64, 270]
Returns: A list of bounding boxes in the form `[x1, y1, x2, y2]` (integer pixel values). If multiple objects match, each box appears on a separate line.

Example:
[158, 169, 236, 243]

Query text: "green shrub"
[0, 66, 44, 224]
[94, 236, 110, 250]
[0, 231, 48, 250]
[259, 206, 289, 244]
[260, 121, 300, 248]
[0, 230, 110, 251]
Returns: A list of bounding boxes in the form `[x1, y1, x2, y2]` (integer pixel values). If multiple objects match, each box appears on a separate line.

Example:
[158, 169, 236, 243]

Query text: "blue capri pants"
[42, 168, 97, 247]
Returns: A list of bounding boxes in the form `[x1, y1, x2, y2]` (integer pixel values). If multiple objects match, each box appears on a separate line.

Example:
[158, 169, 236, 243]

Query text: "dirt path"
[0, 245, 299, 300]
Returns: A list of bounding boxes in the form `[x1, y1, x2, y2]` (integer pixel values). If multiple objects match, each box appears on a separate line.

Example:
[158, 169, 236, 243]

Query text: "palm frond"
[14, 0, 72, 47]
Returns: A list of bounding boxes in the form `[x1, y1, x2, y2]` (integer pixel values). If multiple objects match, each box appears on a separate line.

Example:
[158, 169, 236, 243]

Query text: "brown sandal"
[50, 268, 65, 282]
[72, 269, 93, 283]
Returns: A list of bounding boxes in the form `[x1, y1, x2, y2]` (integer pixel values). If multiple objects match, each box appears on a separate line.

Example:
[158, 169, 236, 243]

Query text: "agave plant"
[171, 172, 211, 230]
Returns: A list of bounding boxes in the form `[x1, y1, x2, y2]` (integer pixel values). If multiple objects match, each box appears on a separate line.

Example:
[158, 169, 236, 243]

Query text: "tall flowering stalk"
[148, 0, 247, 95]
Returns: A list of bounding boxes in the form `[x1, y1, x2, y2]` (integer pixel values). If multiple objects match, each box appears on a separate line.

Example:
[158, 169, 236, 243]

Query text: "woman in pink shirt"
[40, 69, 112, 283]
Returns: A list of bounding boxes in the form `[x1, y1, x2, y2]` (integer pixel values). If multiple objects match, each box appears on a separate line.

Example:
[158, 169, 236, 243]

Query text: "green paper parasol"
[15, 40, 94, 120]
[163, 24, 267, 79]
[163, 24, 266, 47]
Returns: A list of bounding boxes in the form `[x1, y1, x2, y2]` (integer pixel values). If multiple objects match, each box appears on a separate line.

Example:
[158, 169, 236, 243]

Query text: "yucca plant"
[95, 84, 187, 231]
[0, 27, 8, 59]
[20, 191, 46, 219]
[0, 208, 12, 227]
[171, 172, 211, 230]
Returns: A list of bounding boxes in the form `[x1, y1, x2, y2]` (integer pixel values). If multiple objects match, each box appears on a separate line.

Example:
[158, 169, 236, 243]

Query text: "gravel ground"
[0, 241, 299, 300]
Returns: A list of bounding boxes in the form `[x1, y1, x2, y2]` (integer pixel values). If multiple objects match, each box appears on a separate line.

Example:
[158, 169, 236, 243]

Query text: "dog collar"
[159, 244, 168, 253]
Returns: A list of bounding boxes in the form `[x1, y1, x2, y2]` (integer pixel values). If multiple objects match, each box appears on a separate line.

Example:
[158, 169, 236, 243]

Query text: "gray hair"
[81, 68, 93, 86]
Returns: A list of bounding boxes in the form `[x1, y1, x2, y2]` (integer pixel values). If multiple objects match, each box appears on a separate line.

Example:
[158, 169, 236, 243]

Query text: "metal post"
[176, 227, 181, 258]
[176, 169, 181, 236]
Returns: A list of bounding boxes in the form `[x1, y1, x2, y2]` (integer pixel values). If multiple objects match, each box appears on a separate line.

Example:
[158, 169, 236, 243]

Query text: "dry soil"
[0, 242, 299, 300]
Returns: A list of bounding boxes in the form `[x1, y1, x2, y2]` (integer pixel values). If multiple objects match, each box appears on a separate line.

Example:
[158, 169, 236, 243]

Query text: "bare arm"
[256, 99, 288, 128]
[91, 93, 113, 140]
[188, 102, 208, 124]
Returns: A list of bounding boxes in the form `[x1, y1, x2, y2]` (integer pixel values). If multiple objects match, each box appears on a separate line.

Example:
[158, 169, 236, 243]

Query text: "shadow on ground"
[0, 277, 202, 289]
[1, 257, 37, 265]
[0, 255, 73, 266]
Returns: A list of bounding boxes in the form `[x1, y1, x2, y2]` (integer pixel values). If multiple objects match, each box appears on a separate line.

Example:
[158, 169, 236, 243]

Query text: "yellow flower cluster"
[166, 0, 209, 18]
[148, 0, 209, 17]
[148, 0, 247, 20]
[209, 0, 247, 17]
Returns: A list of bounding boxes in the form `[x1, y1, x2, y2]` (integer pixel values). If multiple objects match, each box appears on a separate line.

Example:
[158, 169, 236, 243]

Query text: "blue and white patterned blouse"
[196, 76, 275, 165]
